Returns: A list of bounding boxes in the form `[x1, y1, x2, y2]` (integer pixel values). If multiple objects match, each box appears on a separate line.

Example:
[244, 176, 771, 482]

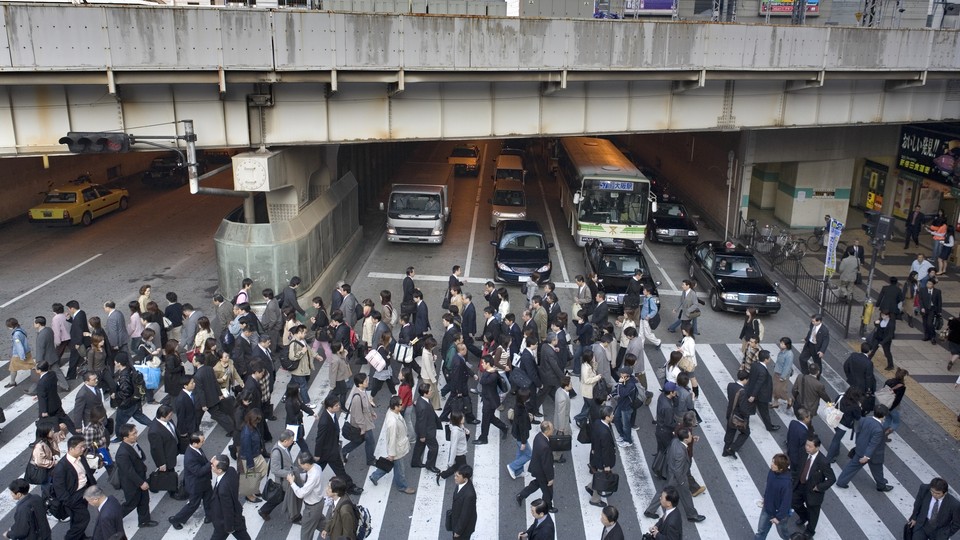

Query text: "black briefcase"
[548, 434, 572, 452]
[148, 470, 179, 493]
[375, 457, 394, 472]
[592, 471, 619, 496]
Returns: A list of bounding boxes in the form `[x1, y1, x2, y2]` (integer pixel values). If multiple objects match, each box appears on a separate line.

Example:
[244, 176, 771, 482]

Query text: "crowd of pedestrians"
[3, 254, 960, 540]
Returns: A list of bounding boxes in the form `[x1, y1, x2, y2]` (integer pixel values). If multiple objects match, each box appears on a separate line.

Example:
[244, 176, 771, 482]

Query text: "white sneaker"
[506, 464, 518, 480]
[617, 440, 633, 447]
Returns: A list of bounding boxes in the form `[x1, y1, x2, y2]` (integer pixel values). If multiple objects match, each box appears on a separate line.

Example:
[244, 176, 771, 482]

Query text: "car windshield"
[598, 253, 645, 276]
[388, 193, 442, 219]
[578, 179, 650, 225]
[492, 189, 525, 207]
[496, 168, 523, 181]
[451, 148, 477, 158]
[654, 202, 686, 218]
[500, 232, 545, 250]
[44, 192, 76, 204]
[715, 256, 762, 278]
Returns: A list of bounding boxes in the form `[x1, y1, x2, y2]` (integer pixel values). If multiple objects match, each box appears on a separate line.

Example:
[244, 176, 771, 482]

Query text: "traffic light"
[862, 210, 880, 237]
[862, 210, 893, 241]
[59, 132, 131, 154]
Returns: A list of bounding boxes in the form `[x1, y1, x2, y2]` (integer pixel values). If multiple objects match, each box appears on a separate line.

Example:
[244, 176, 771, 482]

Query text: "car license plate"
[42, 211, 52, 217]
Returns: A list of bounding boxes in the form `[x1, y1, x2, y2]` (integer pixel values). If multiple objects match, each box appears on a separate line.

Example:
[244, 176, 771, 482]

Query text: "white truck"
[380, 163, 455, 244]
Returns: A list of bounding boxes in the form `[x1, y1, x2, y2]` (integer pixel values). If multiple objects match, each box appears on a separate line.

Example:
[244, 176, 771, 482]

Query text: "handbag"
[262, 478, 285, 505]
[148, 469, 179, 493]
[108, 465, 122, 489]
[819, 394, 844, 430]
[577, 425, 591, 444]
[727, 388, 748, 433]
[24, 460, 48, 485]
[445, 509, 453, 532]
[509, 367, 532, 389]
[134, 365, 161, 390]
[874, 386, 896, 408]
[393, 342, 414, 364]
[548, 433, 572, 452]
[648, 311, 661, 330]
[341, 396, 364, 443]
[365, 349, 386, 372]
[375, 456, 394, 472]
[687, 307, 702, 319]
[592, 471, 620, 496]
[97, 447, 114, 468]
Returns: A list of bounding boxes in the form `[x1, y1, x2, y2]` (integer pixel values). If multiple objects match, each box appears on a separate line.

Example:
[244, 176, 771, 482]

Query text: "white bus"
[555, 137, 655, 246]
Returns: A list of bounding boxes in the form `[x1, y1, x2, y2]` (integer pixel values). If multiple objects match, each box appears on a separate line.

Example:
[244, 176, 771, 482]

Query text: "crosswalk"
[0, 342, 946, 540]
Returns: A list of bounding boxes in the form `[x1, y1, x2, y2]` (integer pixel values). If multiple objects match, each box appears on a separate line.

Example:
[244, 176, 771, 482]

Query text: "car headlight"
[431, 227, 442, 236]
[536, 263, 551, 273]
[518, 212, 526, 218]
[766, 295, 780, 303]
[493, 211, 502, 216]
[387, 228, 396, 234]
[721, 293, 738, 301]
[497, 262, 512, 271]
[656, 228, 669, 235]
[688, 230, 699, 236]
[606, 294, 619, 303]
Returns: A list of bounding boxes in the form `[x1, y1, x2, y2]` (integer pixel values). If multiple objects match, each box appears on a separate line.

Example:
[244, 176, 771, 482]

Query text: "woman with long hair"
[135, 329, 162, 404]
[419, 336, 441, 409]
[30, 419, 63, 497]
[369, 332, 397, 398]
[194, 316, 214, 351]
[506, 387, 533, 480]
[283, 382, 316, 454]
[739, 308, 761, 354]
[163, 339, 185, 402]
[678, 323, 699, 398]
[398, 367, 416, 443]
[238, 408, 268, 502]
[127, 300, 145, 352]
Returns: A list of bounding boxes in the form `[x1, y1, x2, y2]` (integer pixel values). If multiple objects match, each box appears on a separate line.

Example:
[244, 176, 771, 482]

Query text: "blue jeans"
[883, 408, 901, 432]
[370, 456, 409, 491]
[291, 375, 310, 403]
[824, 426, 847, 463]
[572, 344, 585, 376]
[509, 439, 532, 476]
[754, 509, 791, 540]
[343, 429, 376, 464]
[667, 316, 698, 334]
[614, 408, 633, 443]
[115, 403, 151, 437]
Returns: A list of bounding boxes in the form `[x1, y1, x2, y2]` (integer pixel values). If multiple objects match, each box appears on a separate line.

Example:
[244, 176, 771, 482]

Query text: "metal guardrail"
[736, 213, 852, 337]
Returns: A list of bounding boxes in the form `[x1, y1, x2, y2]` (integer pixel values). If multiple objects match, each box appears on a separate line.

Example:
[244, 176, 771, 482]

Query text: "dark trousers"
[64, 501, 89, 540]
[67, 347, 83, 379]
[121, 487, 151, 523]
[723, 419, 752, 454]
[369, 377, 396, 398]
[45, 408, 76, 435]
[318, 456, 356, 490]
[55, 341, 70, 364]
[439, 454, 467, 479]
[115, 403, 151, 437]
[439, 393, 477, 423]
[204, 401, 236, 435]
[412, 436, 439, 469]
[536, 384, 558, 413]
[756, 401, 777, 430]
[480, 404, 508, 440]
[332, 380, 349, 409]
[518, 475, 553, 506]
[922, 311, 937, 340]
[797, 344, 822, 379]
[868, 341, 894, 368]
[211, 525, 253, 540]
[170, 487, 212, 525]
[905, 228, 921, 248]
[791, 488, 822, 535]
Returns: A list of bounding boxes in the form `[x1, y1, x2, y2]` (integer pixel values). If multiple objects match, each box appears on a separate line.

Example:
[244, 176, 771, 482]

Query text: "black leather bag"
[648, 312, 662, 330]
[375, 457, 394, 472]
[592, 471, 620, 496]
[24, 461, 48, 485]
[341, 422, 363, 444]
[263, 478, 285, 505]
[445, 509, 453, 532]
[148, 470, 179, 493]
[577, 425, 591, 444]
[548, 433, 572, 452]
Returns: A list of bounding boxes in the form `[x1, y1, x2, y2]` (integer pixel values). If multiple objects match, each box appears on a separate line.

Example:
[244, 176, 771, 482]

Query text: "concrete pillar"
[775, 159, 855, 228]
[749, 164, 780, 210]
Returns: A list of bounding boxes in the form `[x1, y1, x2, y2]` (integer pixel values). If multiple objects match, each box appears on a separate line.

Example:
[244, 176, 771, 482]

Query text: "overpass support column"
[774, 159, 855, 228]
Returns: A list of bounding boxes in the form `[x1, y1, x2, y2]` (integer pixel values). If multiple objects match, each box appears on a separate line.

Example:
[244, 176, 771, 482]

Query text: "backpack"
[354, 302, 364, 324]
[388, 304, 399, 326]
[131, 370, 147, 400]
[355, 503, 373, 540]
[219, 327, 236, 354]
[594, 378, 610, 402]
[756, 319, 765, 341]
[280, 342, 302, 371]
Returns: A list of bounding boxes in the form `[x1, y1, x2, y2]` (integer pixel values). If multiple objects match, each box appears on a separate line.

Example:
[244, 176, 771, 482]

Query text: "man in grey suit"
[103, 301, 129, 355]
[211, 294, 233, 339]
[835, 404, 894, 491]
[667, 279, 698, 334]
[30, 316, 63, 396]
[72, 372, 104, 430]
[180, 304, 204, 353]
[644, 428, 705, 522]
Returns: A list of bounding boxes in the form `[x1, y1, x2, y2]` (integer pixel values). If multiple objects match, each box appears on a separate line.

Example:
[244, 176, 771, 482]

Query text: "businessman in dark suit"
[584, 407, 616, 507]
[835, 404, 893, 490]
[599, 505, 625, 540]
[462, 295, 482, 358]
[797, 314, 830, 378]
[36, 361, 76, 433]
[907, 477, 960, 540]
[646, 486, 684, 540]
[169, 432, 213, 529]
[517, 422, 557, 512]
[412, 382, 441, 473]
[722, 369, 753, 458]
[413, 291, 431, 338]
[786, 408, 813, 479]
[506, 315, 524, 357]
[843, 342, 877, 395]
[451, 465, 477, 539]
[918, 278, 943, 343]
[520, 499, 555, 540]
[444, 265, 464, 309]
[313, 395, 363, 496]
[72, 371, 104, 431]
[52, 436, 97, 540]
[6, 478, 51, 540]
[476, 357, 509, 445]
[402, 267, 417, 305]
[82, 485, 123, 540]
[65, 300, 90, 380]
[481, 307, 501, 345]
[792, 435, 836, 537]
[147, 405, 187, 500]
[518, 337, 542, 393]
[905, 205, 926, 248]
[115, 424, 157, 527]
[590, 292, 609, 325]
[745, 351, 779, 431]
[209, 455, 252, 540]
[193, 361, 235, 436]
[174, 376, 200, 440]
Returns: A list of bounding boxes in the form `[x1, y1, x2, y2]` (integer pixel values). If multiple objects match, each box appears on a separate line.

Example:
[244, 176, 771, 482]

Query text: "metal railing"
[737, 212, 852, 337]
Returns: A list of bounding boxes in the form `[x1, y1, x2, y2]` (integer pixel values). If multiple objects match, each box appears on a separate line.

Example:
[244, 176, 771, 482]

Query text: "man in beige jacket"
[342, 373, 377, 466]
[368, 396, 416, 494]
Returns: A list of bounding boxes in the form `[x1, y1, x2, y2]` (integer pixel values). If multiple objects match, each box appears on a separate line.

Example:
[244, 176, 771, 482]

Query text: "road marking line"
[538, 174, 570, 284]
[366, 271, 682, 297]
[464, 143, 485, 279]
[472, 389, 501, 539]
[0, 253, 102, 308]
[642, 244, 678, 292]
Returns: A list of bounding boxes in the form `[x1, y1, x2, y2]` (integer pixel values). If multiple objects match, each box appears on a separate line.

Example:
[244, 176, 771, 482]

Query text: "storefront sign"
[861, 160, 887, 211]
[891, 177, 915, 219]
[897, 125, 960, 186]
[759, 0, 820, 15]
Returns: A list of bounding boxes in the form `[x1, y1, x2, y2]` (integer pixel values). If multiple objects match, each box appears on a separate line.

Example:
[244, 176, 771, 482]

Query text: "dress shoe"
[835, 483, 848, 489]
[258, 511, 271, 521]
[400, 487, 416, 494]
[139, 520, 159, 527]
[467, 419, 481, 425]
[410, 464, 424, 469]
[547, 506, 558, 513]
[204, 517, 212, 524]
[473, 438, 488, 445]
[554, 457, 567, 464]
[643, 511, 660, 519]
[426, 466, 441, 474]
[691, 486, 706, 497]
[584, 486, 594, 496]
[877, 484, 894, 492]
[348, 486, 364, 496]
[589, 501, 605, 508]
[515, 494, 523, 507]
[291, 516, 301, 524]
[170, 492, 188, 501]
[721, 449, 731, 457]
[245, 497, 263, 504]
[435, 474, 441, 487]
[168, 518, 183, 530]
[687, 515, 706, 523]
[766, 425, 781, 432]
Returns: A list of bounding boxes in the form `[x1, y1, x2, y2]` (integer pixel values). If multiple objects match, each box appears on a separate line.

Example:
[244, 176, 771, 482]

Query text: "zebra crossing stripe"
[568, 390, 608, 539]
[471, 391, 502, 539]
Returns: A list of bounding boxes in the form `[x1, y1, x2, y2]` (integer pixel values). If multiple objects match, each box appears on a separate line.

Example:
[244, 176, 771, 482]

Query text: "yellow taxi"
[28, 177, 129, 226]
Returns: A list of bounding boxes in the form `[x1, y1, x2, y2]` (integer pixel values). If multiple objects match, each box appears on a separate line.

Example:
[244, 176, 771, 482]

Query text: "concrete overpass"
[0, 4, 958, 155]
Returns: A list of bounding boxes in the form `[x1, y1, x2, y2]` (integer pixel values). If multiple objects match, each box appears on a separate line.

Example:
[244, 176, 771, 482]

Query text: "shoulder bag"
[341, 395, 364, 443]
[727, 388, 748, 433]
[819, 393, 844, 430]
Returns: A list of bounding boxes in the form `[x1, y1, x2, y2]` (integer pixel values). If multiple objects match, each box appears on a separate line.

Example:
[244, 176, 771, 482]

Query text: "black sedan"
[685, 241, 780, 314]
[491, 220, 553, 284]
[648, 201, 699, 244]
[583, 238, 659, 314]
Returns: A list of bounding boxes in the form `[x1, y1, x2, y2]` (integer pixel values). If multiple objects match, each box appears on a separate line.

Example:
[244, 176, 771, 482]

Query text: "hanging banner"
[824, 218, 844, 275]
[897, 125, 960, 187]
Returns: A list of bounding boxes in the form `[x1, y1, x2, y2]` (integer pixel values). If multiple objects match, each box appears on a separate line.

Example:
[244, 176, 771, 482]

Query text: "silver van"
[489, 179, 527, 228]
[493, 154, 526, 183]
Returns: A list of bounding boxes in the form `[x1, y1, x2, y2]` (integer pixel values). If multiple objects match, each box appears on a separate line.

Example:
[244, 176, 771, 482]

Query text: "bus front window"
[578, 181, 649, 225]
